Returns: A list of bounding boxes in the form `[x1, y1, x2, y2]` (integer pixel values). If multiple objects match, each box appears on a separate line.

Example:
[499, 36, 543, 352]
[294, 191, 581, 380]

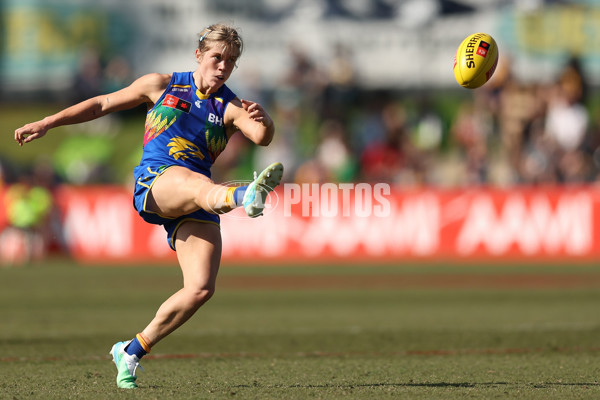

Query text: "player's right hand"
[15, 120, 49, 146]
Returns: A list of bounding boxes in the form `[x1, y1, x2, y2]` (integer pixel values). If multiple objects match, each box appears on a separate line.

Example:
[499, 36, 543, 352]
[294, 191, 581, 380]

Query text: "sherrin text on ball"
[453, 32, 498, 89]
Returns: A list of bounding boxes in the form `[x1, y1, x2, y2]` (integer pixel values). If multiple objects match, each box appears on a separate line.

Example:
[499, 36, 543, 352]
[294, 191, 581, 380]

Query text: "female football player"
[14, 23, 283, 389]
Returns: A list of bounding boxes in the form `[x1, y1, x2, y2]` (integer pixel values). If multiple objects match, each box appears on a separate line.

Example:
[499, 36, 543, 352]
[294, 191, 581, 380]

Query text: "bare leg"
[140, 221, 221, 346]
[147, 166, 236, 217]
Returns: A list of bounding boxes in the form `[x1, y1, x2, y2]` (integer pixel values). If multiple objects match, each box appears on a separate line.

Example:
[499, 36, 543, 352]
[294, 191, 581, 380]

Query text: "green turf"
[1, 261, 600, 399]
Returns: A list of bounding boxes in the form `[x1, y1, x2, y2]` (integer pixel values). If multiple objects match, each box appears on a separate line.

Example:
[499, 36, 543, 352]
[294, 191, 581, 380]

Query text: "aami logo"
[208, 113, 223, 126]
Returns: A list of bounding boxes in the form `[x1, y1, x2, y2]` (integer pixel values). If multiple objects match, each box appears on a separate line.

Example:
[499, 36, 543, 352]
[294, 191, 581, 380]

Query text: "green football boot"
[243, 162, 284, 218]
[109, 341, 143, 389]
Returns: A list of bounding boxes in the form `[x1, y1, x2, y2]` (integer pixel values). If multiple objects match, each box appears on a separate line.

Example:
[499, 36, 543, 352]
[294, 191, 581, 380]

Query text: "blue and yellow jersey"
[137, 71, 236, 178]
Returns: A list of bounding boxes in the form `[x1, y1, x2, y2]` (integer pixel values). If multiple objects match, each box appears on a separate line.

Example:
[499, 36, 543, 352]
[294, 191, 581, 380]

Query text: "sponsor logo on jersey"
[162, 94, 192, 113]
[208, 113, 223, 127]
[171, 84, 190, 93]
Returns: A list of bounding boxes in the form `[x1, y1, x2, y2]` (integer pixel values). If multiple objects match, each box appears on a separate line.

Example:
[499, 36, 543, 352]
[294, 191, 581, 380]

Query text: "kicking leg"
[147, 166, 236, 216]
[147, 163, 283, 218]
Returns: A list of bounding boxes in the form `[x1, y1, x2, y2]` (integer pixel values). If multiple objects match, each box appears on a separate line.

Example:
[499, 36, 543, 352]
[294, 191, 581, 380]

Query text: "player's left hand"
[240, 99, 273, 127]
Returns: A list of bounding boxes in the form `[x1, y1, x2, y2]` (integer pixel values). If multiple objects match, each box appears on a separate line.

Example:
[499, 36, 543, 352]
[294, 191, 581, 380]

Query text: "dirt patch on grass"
[218, 274, 600, 290]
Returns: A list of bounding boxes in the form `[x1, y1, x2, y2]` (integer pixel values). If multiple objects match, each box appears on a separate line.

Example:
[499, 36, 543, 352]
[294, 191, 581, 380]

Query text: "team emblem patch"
[162, 94, 192, 113]
[167, 137, 205, 161]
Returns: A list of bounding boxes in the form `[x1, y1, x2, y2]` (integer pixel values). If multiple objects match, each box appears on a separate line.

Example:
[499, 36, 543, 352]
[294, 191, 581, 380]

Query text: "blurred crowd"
[233, 46, 600, 188]
[1, 44, 599, 264]
[4, 45, 599, 188]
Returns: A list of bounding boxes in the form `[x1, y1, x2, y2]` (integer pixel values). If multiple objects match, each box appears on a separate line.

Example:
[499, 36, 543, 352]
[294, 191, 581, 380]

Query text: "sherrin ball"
[453, 32, 499, 89]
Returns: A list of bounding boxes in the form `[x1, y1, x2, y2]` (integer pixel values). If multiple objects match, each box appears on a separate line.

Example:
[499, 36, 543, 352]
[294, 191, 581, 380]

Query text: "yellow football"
[453, 32, 499, 89]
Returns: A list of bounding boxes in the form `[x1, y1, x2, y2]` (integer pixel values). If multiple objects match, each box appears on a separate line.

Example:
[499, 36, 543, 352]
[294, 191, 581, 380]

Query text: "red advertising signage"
[44, 184, 600, 265]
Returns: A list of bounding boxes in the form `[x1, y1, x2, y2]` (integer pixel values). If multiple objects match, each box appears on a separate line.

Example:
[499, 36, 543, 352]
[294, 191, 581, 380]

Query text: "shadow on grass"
[234, 381, 599, 389]
[233, 382, 480, 389]
[538, 382, 599, 387]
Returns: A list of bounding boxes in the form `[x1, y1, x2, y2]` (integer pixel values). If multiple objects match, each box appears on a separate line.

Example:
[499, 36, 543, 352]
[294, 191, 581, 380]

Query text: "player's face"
[197, 44, 238, 91]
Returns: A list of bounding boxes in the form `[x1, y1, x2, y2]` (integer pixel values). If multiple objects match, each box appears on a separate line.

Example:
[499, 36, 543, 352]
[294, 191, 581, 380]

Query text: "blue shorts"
[133, 164, 220, 251]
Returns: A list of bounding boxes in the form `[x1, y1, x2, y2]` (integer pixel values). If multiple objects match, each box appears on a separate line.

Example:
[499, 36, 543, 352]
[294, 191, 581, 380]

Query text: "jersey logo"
[167, 137, 205, 161]
[144, 109, 177, 145]
[171, 84, 190, 93]
[162, 94, 192, 113]
[208, 113, 223, 126]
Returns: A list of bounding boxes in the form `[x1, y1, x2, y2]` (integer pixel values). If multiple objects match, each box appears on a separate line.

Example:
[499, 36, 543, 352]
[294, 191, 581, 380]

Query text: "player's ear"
[195, 48, 202, 63]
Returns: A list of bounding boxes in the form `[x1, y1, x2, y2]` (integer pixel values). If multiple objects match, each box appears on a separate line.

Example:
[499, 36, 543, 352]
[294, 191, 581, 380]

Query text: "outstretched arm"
[14, 73, 171, 146]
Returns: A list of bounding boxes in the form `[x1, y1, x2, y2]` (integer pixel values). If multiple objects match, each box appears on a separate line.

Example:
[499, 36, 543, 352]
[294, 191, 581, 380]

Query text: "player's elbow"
[253, 125, 274, 146]
[255, 132, 273, 146]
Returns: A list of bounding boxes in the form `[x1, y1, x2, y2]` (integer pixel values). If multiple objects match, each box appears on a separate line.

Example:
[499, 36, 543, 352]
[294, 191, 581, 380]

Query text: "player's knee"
[186, 286, 215, 310]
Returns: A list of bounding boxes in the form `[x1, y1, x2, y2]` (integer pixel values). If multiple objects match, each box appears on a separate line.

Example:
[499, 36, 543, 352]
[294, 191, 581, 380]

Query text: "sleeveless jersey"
[137, 71, 237, 178]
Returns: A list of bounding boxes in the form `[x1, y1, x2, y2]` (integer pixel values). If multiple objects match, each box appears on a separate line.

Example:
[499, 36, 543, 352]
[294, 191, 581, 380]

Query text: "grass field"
[1, 260, 600, 399]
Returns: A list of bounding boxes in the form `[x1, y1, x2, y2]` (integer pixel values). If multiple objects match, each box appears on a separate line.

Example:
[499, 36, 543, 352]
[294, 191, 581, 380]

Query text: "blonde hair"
[197, 23, 244, 61]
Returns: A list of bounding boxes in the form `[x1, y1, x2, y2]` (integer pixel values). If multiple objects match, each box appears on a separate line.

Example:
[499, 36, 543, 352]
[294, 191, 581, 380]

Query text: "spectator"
[1, 175, 53, 265]
[544, 58, 591, 182]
